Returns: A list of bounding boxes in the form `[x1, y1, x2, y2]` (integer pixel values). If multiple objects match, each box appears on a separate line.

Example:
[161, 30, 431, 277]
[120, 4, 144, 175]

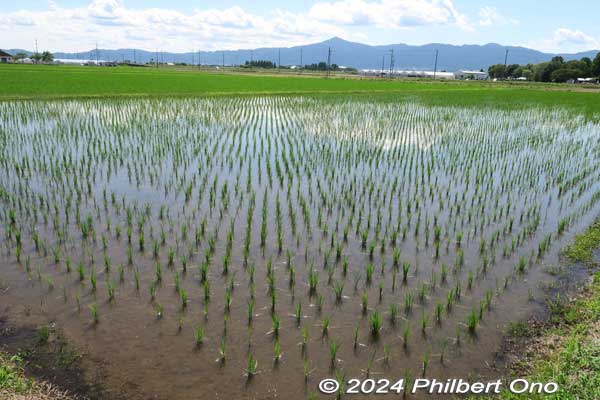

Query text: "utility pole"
[433, 49, 439, 80]
[34, 39, 39, 63]
[300, 48, 303, 67]
[389, 49, 395, 76]
[192, 51, 194, 67]
[381, 55, 385, 77]
[503, 49, 509, 79]
[222, 52, 225, 68]
[327, 46, 332, 77]
[96, 42, 99, 65]
[251, 50, 254, 63]
[278, 48, 281, 71]
[155, 50, 158, 68]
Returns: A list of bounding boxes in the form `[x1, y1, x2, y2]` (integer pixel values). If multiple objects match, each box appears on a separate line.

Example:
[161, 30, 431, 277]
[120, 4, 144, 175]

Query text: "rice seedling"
[362, 290, 368, 313]
[245, 354, 258, 378]
[218, 339, 227, 363]
[321, 316, 330, 337]
[271, 314, 280, 337]
[422, 348, 430, 377]
[194, 326, 205, 347]
[180, 288, 188, 309]
[365, 350, 376, 377]
[369, 310, 382, 337]
[155, 302, 164, 319]
[315, 293, 324, 313]
[421, 311, 428, 336]
[300, 326, 309, 352]
[333, 281, 344, 303]
[90, 269, 97, 292]
[107, 281, 116, 302]
[353, 323, 360, 349]
[37, 325, 50, 344]
[247, 299, 255, 324]
[466, 310, 479, 334]
[328, 339, 339, 366]
[273, 340, 282, 363]
[389, 303, 399, 324]
[89, 304, 99, 324]
[402, 262, 410, 283]
[404, 292, 413, 313]
[403, 323, 410, 350]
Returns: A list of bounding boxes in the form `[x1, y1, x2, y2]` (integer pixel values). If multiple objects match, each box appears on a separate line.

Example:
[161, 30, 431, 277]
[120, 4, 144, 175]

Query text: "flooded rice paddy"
[1, 97, 600, 399]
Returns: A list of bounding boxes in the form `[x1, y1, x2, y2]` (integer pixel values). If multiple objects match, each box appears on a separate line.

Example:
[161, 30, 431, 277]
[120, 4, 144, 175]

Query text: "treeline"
[242, 59, 356, 72]
[13, 51, 54, 63]
[243, 60, 276, 69]
[489, 53, 600, 82]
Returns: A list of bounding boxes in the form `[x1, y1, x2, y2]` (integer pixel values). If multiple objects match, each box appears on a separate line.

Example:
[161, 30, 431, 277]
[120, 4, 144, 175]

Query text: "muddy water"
[1, 97, 600, 399]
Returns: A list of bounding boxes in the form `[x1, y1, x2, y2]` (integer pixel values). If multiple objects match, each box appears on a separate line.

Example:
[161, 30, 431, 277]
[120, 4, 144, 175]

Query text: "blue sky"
[1, 0, 598, 53]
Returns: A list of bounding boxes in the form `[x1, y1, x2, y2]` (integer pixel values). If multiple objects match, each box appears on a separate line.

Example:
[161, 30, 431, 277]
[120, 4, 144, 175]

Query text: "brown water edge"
[0, 221, 595, 400]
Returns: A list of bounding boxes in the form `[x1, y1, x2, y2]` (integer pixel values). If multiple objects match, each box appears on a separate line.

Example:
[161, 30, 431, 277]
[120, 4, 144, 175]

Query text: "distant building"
[575, 77, 599, 84]
[455, 70, 488, 80]
[0, 50, 14, 63]
[360, 69, 455, 80]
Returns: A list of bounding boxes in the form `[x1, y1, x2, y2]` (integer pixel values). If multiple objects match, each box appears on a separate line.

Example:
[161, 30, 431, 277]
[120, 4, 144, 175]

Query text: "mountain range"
[7, 37, 599, 71]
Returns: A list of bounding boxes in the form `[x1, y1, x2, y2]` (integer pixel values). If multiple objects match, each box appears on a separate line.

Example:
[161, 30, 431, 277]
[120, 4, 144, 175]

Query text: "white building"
[360, 69, 455, 80]
[455, 70, 488, 80]
[0, 50, 14, 63]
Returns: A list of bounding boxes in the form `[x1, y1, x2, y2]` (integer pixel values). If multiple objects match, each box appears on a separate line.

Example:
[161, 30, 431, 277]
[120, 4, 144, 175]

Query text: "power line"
[389, 49, 395, 75]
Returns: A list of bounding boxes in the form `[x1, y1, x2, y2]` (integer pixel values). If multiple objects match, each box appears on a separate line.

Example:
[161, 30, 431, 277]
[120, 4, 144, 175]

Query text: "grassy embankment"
[0, 352, 72, 400]
[2, 64, 600, 117]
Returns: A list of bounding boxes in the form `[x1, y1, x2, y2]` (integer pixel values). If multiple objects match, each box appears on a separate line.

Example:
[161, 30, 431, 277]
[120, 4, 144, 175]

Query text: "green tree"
[506, 64, 520, 78]
[580, 57, 592, 76]
[592, 52, 600, 77]
[551, 68, 581, 83]
[487, 64, 506, 79]
[41, 51, 53, 63]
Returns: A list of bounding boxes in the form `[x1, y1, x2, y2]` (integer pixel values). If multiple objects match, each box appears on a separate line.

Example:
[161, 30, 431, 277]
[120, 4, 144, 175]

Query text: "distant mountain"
[7, 37, 599, 71]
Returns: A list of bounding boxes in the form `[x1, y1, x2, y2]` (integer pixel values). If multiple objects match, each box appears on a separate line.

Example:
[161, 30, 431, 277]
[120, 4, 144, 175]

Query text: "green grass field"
[2, 64, 600, 117]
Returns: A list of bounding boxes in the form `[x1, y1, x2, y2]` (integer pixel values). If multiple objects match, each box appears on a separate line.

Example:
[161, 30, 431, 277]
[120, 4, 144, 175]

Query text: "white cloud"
[553, 28, 598, 46]
[478, 6, 518, 27]
[0, 0, 473, 52]
[308, 0, 473, 31]
[530, 28, 599, 53]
